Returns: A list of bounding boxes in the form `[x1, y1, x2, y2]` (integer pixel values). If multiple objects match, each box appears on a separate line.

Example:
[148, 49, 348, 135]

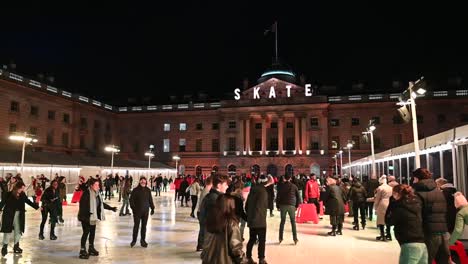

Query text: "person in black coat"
[179, 177, 190, 207]
[38, 180, 60, 241]
[324, 176, 347, 236]
[364, 177, 379, 221]
[348, 179, 368, 230]
[276, 174, 301, 244]
[436, 178, 457, 233]
[129, 177, 155, 248]
[266, 177, 275, 217]
[0, 182, 39, 256]
[78, 178, 117, 259]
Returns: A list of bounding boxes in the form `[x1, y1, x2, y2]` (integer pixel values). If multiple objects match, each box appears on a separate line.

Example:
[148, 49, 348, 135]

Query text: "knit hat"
[454, 192, 468, 209]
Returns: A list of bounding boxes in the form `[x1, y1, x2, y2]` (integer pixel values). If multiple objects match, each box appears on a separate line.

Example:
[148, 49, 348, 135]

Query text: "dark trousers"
[190, 195, 198, 216]
[39, 207, 57, 236]
[163, 184, 167, 192]
[181, 193, 189, 206]
[197, 212, 204, 249]
[279, 205, 297, 241]
[308, 198, 320, 215]
[81, 222, 96, 249]
[174, 190, 179, 201]
[132, 212, 149, 242]
[57, 201, 63, 219]
[366, 202, 374, 220]
[105, 187, 111, 200]
[353, 202, 366, 225]
[246, 227, 266, 259]
[425, 233, 450, 264]
[155, 186, 161, 196]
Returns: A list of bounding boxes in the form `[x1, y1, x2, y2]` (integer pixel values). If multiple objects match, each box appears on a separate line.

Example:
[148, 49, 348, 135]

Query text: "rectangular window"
[80, 135, 86, 149]
[163, 139, 170, 152]
[179, 123, 187, 131]
[9, 124, 16, 133]
[286, 122, 293, 129]
[212, 123, 219, 130]
[10, 101, 19, 112]
[196, 123, 203, 130]
[270, 137, 278, 150]
[196, 139, 202, 152]
[179, 138, 186, 152]
[228, 137, 236, 151]
[394, 134, 402, 147]
[255, 123, 262, 129]
[351, 118, 360, 126]
[48, 110, 55, 120]
[63, 113, 70, 124]
[372, 117, 380, 125]
[80, 117, 88, 129]
[352, 135, 360, 150]
[330, 119, 340, 127]
[331, 136, 340, 149]
[310, 118, 319, 127]
[311, 141, 319, 150]
[212, 139, 219, 152]
[228, 121, 236, 129]
[29, 127, 38, 136]
[438, 114, 446, 123]
[286, 137, 294, 150]
[30, 106, 39, 117]
[164, 123, 170, 131]
[254, 138, 262, 151]
[62, 132, 69, 147]
[47, 130, 54, 146]
[270, 122, 278, 129]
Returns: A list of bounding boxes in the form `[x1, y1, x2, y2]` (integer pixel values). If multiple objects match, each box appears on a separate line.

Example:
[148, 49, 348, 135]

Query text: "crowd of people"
[0, 168, 467, 263]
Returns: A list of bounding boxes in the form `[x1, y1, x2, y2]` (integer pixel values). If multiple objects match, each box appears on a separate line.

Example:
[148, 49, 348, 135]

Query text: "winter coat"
[449, 205, 468, 245]
[388, 197, 425, 245]
[441, 183, 457, 233]
[179, 180, 189, 195]
[304, 179, 320, 201]
[245, 184, 268, 228]
[189, 182, 202, 196]
[129, 185, 155, 216]
[78, 189, 113, 223]
[59, 182, 67, 200]
[201, 221, 244, 264]
[266, 184, 275, 210]
[365, 178, 379, 199]
[347, 182, 368, 204]
[324, 185, 346, 216]
[41, 186, 60, 211]
[174, 178, 182, 190]
[121, 182, 132, 199]
[413, 179, 448, 234]
[374, 183, 393, 225]
[231, 192, 247, 222]
[276, 181, 301, 208]
[0, 192, 38, 233]
[200, 189, 222, 225]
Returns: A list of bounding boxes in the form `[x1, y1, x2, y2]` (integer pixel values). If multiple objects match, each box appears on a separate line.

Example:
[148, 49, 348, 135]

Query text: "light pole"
[363, 124, 377, 179]
[104, 145, 120, 175]
[9, 132, 38, 175]
[339, 150, 343, 176]
[397, 77, 426, 168]
[173, 155, 180, 176]
[347, 142, 353, 177]
[145, 145, 155, 169]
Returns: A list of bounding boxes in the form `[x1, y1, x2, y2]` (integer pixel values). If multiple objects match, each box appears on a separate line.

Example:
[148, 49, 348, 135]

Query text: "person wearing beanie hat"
[324, 176, 347, 236]
[374, 175, 392, 241]
[129, 176, 155, 248]
[412, 168, 450, 264]
[449, 192, 468, 245]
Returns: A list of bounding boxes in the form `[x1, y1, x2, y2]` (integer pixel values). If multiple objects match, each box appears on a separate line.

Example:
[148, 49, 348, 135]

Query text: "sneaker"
[79, 249, 89, 259]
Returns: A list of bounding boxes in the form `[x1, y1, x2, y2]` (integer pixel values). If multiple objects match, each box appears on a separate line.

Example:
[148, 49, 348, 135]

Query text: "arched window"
[266, 164, 278, 177]
[212, 166, 219, 175]
[228, 164, 236, 176]
[251, 165, 260, 177]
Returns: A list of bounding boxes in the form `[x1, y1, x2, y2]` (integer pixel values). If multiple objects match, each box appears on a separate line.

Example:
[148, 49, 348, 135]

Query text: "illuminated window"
[331, 136, 340, 149]
[179, 123, 187, 131]
[163, 139, 170, 152]
[164, 123, 170, 131]
[330, 119, 340, 127]
[179, 138, 186, 152]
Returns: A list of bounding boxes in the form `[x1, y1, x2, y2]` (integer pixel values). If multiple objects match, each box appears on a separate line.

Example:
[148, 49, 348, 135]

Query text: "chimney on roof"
[243, 77, 249, 90]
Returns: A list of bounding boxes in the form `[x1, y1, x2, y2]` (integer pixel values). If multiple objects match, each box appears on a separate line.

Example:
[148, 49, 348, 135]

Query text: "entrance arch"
[228, 164, 237, 176]
[266, 164, 278, 177]
[211, 165, 219, 176]
[251, 164, 260, 177]
[285, 164, 294, 177]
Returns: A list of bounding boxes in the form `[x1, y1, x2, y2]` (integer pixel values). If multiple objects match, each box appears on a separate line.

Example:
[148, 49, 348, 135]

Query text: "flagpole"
[275, 21, 278, 62]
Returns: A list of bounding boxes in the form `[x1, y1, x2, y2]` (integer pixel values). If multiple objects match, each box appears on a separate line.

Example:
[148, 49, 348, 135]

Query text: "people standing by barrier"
[304, 174, 321, 219]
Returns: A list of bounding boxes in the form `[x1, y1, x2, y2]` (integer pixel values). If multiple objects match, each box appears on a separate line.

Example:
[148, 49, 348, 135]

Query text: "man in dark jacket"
[246, 174, 270, 264]
[412, 168, 450, 264]
[104, 175, 113, 200]
[348, 179, 367, 230]
[365, 176, 379, 221]
[179, 177, 190, 207]
[324, 176, 347, 236]
[39, 180, 60, 240]
[129, 177, 155, 248]
[276, 174, 301, 245]
[436, 178, 457, 233]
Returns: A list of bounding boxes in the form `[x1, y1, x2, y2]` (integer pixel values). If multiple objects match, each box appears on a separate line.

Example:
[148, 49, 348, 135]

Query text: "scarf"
[89, 188, 105, 224]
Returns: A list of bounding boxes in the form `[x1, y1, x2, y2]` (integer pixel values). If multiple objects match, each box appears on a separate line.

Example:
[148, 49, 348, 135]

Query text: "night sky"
[1, 2, 466, 105]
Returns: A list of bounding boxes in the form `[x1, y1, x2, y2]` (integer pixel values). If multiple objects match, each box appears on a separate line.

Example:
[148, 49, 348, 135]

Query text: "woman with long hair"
[230, 180, 248, 241]
[388, 184, 427, 264]
[188, 177, 202, 218]
[202, 194, 245, 264]
[0, 181, 39, 256]
[78, 178, 117, 259]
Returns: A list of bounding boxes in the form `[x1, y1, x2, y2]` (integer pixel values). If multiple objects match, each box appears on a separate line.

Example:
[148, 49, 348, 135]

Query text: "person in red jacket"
[304, 174, 321, 219]
[173, 176, 182, 201]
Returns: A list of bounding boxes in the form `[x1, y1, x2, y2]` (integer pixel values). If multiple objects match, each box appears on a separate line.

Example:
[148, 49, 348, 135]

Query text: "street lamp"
[346, 142, 353, 176]
[363, 124, 377, 179]
[104, 145, 120, 175]
[8, 132, 38, 175]
[339, 150, 343, 176]
[173, 155, 181, 176]
[145, 145, 155, 169]
[397, 77, 426, 168]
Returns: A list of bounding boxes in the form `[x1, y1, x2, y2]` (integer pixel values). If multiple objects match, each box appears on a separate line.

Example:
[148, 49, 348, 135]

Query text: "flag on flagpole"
[264, 21, 277, 35]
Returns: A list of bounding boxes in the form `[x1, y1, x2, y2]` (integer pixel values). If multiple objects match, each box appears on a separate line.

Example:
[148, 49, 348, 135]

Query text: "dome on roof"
[257, 61, 297, 84]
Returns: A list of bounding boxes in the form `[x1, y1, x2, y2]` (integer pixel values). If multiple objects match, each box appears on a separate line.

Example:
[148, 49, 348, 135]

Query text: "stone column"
[294, 117, 300, 152]
[278, 117, 284, 154]
[245, 118, 251, 153]
[301, 117, 307, 153]
[219, 120, 226, 152]
[261, 118, 267, 154]
[238, 119, 244, 152]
